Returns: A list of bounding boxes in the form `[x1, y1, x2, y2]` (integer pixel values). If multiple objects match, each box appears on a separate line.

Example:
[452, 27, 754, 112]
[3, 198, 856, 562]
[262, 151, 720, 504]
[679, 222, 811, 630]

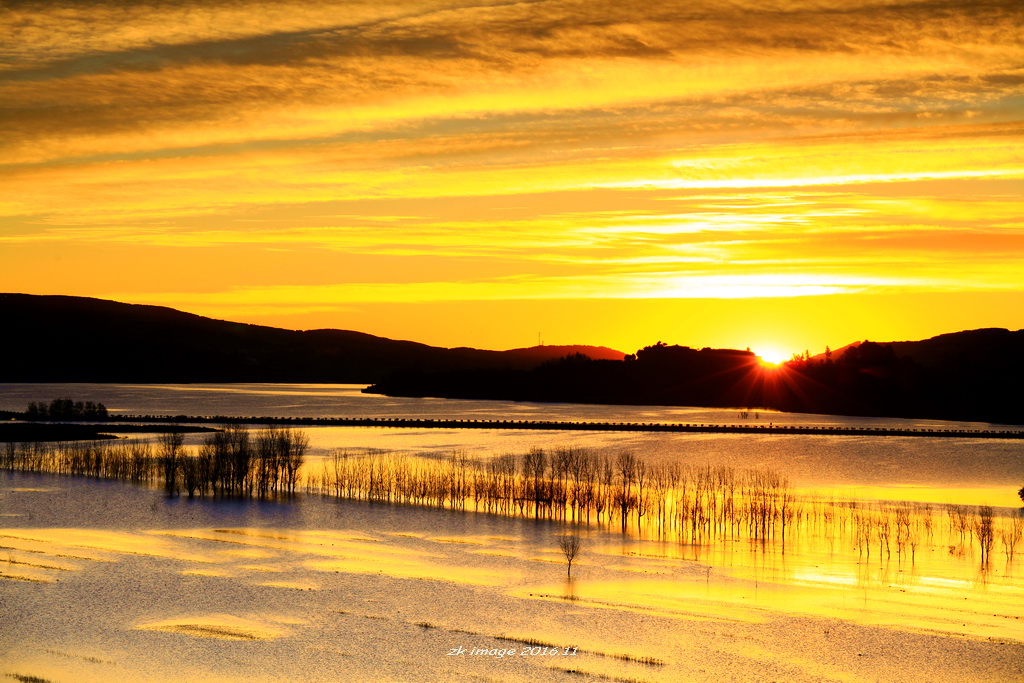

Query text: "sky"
[2, 0, 1022, 360]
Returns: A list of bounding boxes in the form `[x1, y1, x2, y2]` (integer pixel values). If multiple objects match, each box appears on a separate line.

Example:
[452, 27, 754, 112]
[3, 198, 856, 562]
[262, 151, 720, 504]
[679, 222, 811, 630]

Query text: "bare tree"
[558, 534, 582, 578]
[159, 431, 184, 496]
[976, 506, 995, 565]
[282, 428, 308, 495]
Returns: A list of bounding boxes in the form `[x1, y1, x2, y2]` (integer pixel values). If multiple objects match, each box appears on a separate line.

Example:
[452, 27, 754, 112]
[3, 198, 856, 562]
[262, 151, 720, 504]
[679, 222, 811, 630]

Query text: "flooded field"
[1, 384, 1023, 681]
[2, 472, 1023, 682]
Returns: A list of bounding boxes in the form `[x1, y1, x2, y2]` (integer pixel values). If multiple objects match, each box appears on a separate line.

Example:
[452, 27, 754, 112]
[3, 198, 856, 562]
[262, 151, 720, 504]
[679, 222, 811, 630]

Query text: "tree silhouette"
[558, 534, 582, 578]
[159, 431, 184, 496]
[24, 398, 108, 420]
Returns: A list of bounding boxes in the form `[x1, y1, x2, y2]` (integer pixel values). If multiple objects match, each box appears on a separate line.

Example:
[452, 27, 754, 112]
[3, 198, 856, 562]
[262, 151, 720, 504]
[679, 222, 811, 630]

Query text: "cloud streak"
[1, 0, 1022, 348]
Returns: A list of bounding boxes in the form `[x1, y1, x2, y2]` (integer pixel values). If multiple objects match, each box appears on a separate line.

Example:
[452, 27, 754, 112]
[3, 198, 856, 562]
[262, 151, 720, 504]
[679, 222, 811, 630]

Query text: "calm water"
[3, 388, 1024, 682]
[5, 470, 1021, 683]
[2, 383, 1023, 505]
[1, 382, 1018, 428]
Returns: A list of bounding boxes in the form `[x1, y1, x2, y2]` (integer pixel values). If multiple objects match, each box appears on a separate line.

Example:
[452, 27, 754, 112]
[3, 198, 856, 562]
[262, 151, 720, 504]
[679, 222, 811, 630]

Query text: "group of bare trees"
[25, 398, 108, 420]
[3, 438, 155, 481]
[163, 426, 307, 497]
[850, 503, 934, 562]
[305, 447, 1024, 567]
[306, 447, 800, 544]
[2, 426, 306, 499]
[4, 430, 1021, 569]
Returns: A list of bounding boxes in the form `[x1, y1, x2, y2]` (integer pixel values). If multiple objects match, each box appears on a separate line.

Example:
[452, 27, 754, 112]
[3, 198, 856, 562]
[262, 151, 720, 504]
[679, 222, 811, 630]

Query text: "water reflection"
[3, 382, 1022, 505]
[2, 381, 1016, 429]
[4, 469, 1023, 681]
[562, 576, 578, 601]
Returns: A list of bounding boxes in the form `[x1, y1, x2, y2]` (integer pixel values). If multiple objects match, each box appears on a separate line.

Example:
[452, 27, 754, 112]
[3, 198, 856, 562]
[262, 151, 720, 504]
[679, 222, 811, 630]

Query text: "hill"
[778, 329, 1024, 423]
[818, 328, 1024, 368]
[365, 343, 765, 406]
[0, 294, 624, 382]
[369, 331, 1024, 425]
[3, 293, 1019, 424]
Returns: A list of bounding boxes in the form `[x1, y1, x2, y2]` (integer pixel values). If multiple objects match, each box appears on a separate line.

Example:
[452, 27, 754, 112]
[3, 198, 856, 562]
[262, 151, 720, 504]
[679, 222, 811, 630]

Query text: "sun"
[755, 347, 788, 366]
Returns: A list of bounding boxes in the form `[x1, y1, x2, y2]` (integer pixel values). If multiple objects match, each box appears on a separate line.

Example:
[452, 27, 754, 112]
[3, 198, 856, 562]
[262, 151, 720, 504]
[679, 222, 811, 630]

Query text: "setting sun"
[1, 0, 1021, 354]
[756, 348, 789, 366]
[2, 3, 1022, 680]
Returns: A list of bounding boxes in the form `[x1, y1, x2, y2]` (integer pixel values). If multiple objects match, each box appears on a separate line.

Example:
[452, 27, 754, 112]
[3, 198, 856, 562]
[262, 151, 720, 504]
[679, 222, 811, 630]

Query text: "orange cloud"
[2, 0, 1022, 348]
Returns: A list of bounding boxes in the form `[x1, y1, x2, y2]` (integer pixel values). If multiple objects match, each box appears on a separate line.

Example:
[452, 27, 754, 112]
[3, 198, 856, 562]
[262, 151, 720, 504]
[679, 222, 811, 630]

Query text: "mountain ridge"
[367, 330, 1024, 424]
[3, 293, 1020, 424]
[819, 327, 1023, 366]
[0, 293, 624, 382]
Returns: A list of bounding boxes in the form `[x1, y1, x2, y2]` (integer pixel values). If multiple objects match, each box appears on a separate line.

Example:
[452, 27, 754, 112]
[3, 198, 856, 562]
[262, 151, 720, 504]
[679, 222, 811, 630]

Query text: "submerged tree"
[158, 431, 184, 496]
[977, 506, 995, 565]
[558, 534, 582, 578]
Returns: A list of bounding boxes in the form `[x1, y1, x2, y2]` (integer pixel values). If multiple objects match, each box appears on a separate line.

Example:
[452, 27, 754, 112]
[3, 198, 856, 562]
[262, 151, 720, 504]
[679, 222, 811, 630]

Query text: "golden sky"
[2, 0, 1022, 357]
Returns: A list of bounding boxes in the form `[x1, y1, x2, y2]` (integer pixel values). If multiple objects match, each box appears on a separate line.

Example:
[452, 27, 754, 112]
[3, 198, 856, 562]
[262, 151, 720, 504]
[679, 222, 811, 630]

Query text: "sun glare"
[756, 348, 788, 366]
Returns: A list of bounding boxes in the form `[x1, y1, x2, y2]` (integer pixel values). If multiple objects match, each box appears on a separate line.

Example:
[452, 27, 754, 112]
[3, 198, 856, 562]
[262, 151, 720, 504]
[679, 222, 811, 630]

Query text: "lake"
[2, 383, 1023, 681]
[2, 383, 1022, 507]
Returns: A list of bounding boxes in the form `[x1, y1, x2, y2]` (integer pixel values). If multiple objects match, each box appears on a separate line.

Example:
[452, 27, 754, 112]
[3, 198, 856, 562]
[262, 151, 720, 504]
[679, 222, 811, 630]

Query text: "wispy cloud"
[2, 0, 1022, 345]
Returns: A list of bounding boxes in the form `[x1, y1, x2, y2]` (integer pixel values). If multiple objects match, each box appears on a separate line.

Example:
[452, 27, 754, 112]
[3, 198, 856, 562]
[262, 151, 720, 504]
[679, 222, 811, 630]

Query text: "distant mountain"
[887, 328, 1024, 367]
[818, 328, 1024, 368]
[780, 328, 1024, 424]
[367, 343, 766, 408]
[370, 330, 1024, 425]
[3, 293, 1019, 424]
[0, 294, 624, 382]
[809, 341, 860, 362]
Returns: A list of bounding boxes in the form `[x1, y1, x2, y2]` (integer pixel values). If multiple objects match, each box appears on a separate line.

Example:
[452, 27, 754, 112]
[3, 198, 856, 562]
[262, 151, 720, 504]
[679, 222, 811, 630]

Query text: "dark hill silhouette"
[368, 343, 767, 407]
[790, 328, 1024, 423]
[816, 329, 1024, 368]
[3, 293, 1020, 424]
[888, 328, 1024, 367]
[369, 332, 1024, 425]
[0, 294, 623, 382]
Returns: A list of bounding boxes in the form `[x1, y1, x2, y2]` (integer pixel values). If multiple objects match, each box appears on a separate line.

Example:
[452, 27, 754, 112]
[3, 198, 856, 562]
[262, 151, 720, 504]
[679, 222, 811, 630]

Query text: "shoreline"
[16, 414, 1024, 440]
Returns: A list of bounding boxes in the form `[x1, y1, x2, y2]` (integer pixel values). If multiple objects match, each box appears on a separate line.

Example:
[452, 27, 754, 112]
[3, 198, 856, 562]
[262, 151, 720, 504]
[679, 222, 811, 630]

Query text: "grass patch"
[156, 624, 261, 640]
[0, 573, 53, 584]
[43, 649, 115, 665]
[2, 558, 74, 571]
[609, 653, 664, 667]
[550, 667, 653, 683]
